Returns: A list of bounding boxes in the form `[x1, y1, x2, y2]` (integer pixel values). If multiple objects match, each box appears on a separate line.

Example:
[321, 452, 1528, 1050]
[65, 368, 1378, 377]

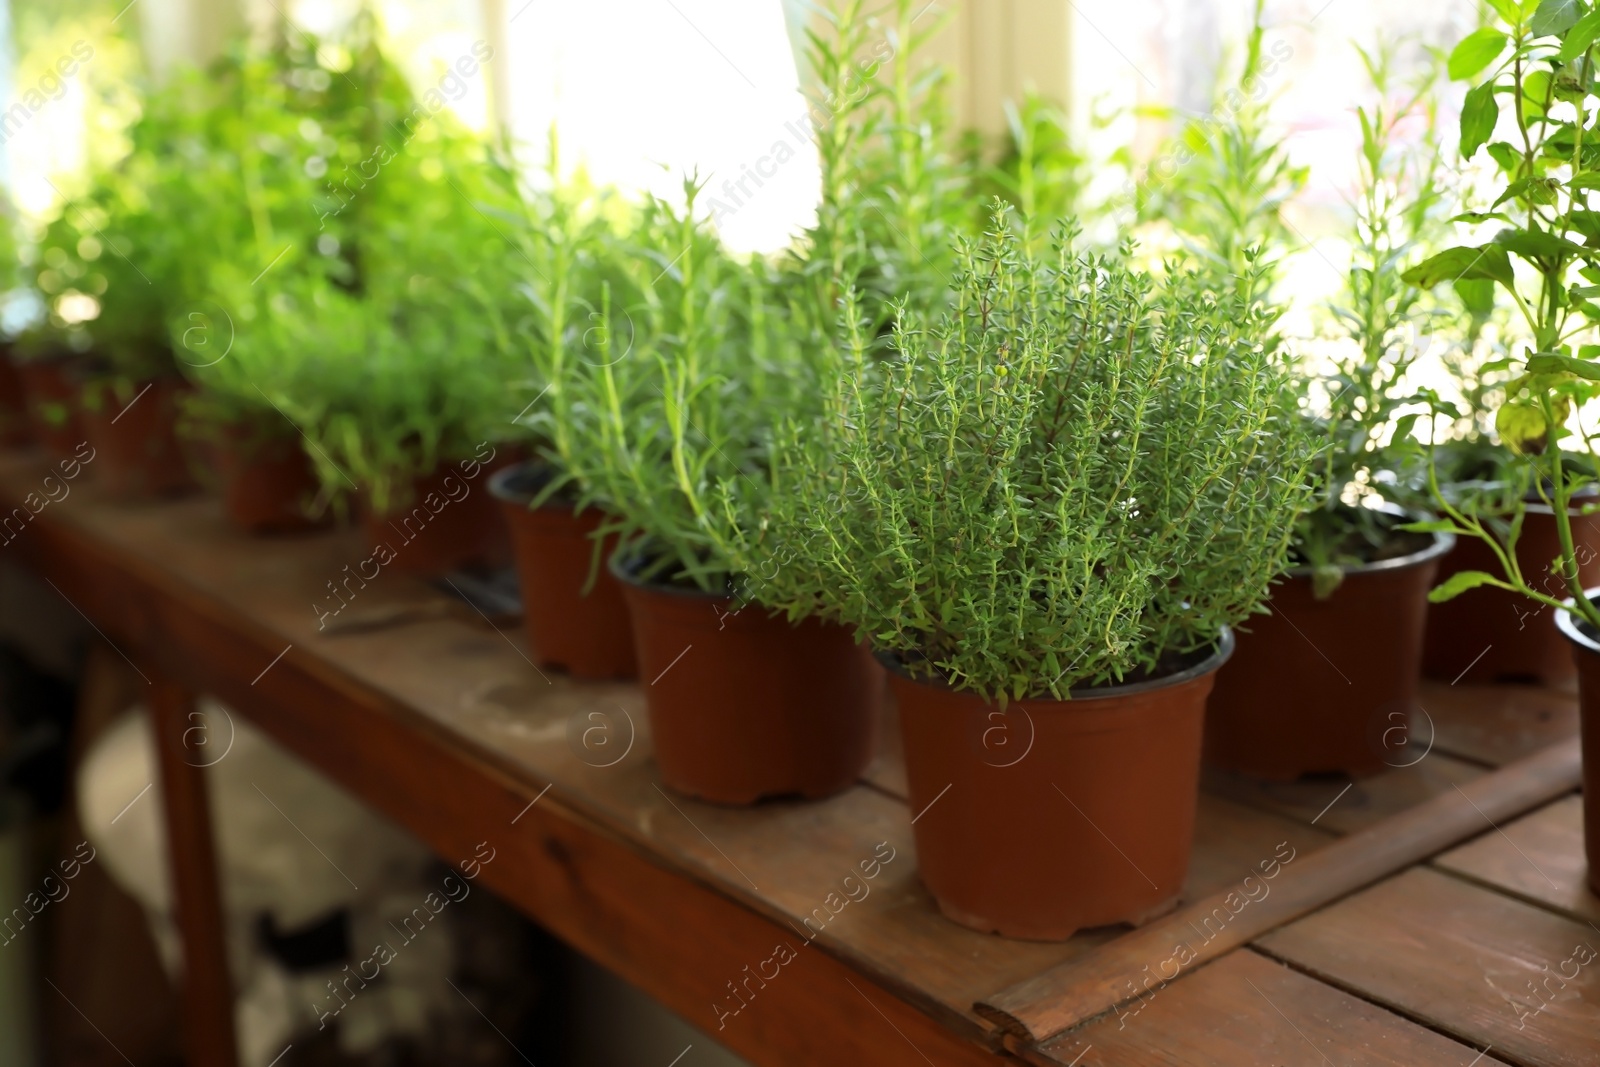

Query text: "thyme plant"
[1405, 0, 1600, 628]
[759, 218, 1317, 701]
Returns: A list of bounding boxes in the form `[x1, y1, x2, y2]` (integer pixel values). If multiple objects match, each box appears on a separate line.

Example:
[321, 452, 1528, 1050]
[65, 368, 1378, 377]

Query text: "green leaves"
[1401, 245, 1515, 287]
[1527, 352, 1600, 378]
[1459, 82, 1500, 159]
[765, 223, 1318, 699]
[1561, 7, 1600, 59]
[1454, 277, 1498, 313]
[1449, 28, 1508, 80]
[1496, 395, 1555, 454]
[1532, 0, 1581, 37]
[1494, 227, 1587, 261]
[1428, 570, 1501, 603]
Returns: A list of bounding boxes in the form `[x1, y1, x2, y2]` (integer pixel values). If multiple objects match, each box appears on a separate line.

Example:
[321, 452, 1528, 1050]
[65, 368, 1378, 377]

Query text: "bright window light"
[504, 0, 820, 255]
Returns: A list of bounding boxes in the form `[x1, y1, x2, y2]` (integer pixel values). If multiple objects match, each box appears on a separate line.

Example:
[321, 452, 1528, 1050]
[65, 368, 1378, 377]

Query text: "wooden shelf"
[4, 449, 1595, 1067]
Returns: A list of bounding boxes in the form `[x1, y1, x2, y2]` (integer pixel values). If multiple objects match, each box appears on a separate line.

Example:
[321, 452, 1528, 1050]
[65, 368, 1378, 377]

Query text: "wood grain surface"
[1258, 867, 1600, 1067]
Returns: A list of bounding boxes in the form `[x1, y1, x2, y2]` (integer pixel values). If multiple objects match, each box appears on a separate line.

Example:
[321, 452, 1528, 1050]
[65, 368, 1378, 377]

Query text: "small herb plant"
[1296, 46, 1449, 594]
[796, 0, 970, 335]
[1405, 0, 1600, 628]
[500, 142, 659, 509]
[552, 179, 824, 594]
[163, 20, 526, 512]
[757, 217, 1317, 700]
[1138, 0, 1305, 306]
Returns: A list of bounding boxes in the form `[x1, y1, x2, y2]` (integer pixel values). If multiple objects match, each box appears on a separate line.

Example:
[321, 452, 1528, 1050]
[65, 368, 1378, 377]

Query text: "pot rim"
[1554, 589, 1600, 655]
[488, 459, 579, 514]
[608, 546, 743, 602]
[874, 627, 1235, 704]
[1284, 504, 1454, 579]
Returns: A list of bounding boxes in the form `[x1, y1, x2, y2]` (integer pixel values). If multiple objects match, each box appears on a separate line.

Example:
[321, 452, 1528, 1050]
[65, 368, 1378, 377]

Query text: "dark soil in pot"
[890, 635, 1232, 941]
[212, 425, 326, 535]
[1554, 602, 1600, 895]
[611, 554, 881, 805]
[1424, 505, 1600, 686]
[1205, 526, 1452, 781]
[0, 351, 31, 446]
[79, 377, 195, 500]
[361, 449, 516, 577]
[14, 355, 85, 462]
[489, 462, 636, 680]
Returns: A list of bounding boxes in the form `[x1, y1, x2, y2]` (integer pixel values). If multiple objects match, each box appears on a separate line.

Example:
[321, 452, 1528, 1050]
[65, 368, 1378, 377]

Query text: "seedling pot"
[14, 356, 84, 462]
[612, 556, 881, 805]
[489, 462, 636, 680]
[79, 377, 195, 500]
[1553, 601, 1600, 895]
[889, 634, 1232, 941]
[1423, 505, 1600, 686]
[212, 427, 325, 535]
[362, 455, 514, 577]
[1205, 530, 1452, 781]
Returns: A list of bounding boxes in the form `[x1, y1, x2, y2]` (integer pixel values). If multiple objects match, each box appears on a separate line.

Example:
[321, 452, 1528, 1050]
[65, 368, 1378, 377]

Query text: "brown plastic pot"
[488, 463, 636, 680]
[78, 377, 195, 500]
[212, 427, 325, 535]
[1205, 529, 1453, 781]
[1553, 600, 1600, 895]
[361, 450, 514, 577]
[0, 352, 30, 447]
[612, 555, 881, 805]
[14, 356, 84, 461]
[1424, 505, 1600, 686]
[891, 634, 1233, 941]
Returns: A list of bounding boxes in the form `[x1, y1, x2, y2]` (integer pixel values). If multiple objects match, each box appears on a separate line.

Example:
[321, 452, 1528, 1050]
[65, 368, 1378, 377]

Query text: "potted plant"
[759, 219, 1316, 939]
[176, 27, 523, 558]
[1410, 3, 1600, 686]
[486, 149, 642, 680]
[1405, 0, 1600, 892]
[230, 253, 519, 575]
[40, 193, 194, 501]
[1203, 52, 1453, 780]
[559, 179, 882, 806]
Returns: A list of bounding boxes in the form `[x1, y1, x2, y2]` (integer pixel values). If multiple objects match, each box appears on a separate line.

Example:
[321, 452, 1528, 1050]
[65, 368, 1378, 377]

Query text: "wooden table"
[4, 449, 1597, 1067]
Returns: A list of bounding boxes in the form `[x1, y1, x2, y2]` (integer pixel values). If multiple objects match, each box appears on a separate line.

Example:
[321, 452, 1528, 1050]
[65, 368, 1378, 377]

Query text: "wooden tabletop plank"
[1034, 949, 1512, 1067]
[12, 454, 1596, 1067]
[1423, 682, 1579, 768]
[1202, 751, 1485, 834]
[1257, 867, 1600, 1067]
[976, 740, 1583, 1043]
[1436, 796, 1600, 926]
[3, 458, 1351, 1034]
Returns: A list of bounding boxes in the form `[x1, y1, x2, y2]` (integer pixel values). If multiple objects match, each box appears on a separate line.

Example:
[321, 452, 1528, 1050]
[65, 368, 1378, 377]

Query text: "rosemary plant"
[1297, 45, 1449, 594]
[1404, 0, 1600, 628]
[557, 180, 823, 594]
[758, 217, 1317, 701]
[794, 0, 970, 335]
[1139, 0, 1305, 307]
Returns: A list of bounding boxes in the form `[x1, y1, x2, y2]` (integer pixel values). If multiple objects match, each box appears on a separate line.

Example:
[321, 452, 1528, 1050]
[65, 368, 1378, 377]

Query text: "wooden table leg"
[148, 674, 238, 1067]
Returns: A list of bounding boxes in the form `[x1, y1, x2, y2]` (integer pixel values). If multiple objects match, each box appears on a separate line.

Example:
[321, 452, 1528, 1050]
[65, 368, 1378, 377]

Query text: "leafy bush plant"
[757, 218, 1318, 700]
[1407, 0, 1600, 627]
[165, 21, 526, 512]
[545, 180, 827, 594]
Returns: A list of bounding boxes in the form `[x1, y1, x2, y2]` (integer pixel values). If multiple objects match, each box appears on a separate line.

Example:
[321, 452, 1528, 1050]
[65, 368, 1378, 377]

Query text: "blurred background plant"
[1293, 41, 1452, 593]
